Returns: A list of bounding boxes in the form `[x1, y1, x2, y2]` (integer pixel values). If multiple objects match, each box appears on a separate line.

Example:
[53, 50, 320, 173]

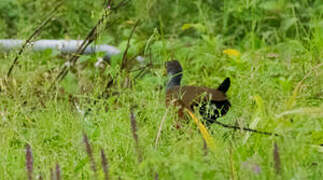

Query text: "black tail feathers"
[217, 77, 230, 93]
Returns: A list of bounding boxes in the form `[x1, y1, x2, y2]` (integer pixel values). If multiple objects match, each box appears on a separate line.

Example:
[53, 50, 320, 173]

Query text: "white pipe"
[0, 39, 144, 63]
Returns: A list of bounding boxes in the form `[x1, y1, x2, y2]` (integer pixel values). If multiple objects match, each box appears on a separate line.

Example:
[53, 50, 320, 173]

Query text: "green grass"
[1, 0, 323, 179]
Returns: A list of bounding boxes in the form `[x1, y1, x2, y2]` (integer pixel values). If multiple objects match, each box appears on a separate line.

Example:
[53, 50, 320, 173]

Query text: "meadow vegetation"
[0, 0, 322, 179]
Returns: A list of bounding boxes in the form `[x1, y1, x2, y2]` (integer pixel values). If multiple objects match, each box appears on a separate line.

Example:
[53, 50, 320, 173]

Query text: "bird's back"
[166, 85, 228, 109]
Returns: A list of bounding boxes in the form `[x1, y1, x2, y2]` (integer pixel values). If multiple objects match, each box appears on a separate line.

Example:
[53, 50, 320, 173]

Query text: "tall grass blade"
[185, 109, 216, 151]
[243, 95, 264, 144]
[155, 108, 169, 148]
[276, 106, 323, 118]
[229, 146, 236, 180]
[285, 63, 323, 110]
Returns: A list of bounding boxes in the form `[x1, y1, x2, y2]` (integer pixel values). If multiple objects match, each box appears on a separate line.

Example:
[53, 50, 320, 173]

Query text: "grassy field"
[0, 0, 323, 179]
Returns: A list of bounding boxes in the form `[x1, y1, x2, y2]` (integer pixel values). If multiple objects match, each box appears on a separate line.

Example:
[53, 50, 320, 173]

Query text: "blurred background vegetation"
[0, 0, 322, 48]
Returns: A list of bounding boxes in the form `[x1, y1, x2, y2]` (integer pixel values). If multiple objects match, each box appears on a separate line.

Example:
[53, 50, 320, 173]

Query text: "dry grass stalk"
[25, 144, 33, 180]
[101, 148, 110, 180]
[154, 108, 169, 148]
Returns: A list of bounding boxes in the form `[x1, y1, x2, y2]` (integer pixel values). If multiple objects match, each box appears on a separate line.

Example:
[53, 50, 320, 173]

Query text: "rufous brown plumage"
[165, 60, 231, 125]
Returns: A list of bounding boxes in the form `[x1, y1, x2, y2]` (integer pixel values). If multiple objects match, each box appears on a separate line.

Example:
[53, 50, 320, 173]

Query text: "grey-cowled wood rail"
[165, 60, 231, 125]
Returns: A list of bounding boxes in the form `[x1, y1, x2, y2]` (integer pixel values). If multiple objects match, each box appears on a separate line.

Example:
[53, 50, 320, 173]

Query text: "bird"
[165, 60, 231, 126]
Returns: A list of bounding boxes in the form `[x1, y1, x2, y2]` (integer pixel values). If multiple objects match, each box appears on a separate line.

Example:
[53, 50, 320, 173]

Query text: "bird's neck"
[166, 72, 182, 90]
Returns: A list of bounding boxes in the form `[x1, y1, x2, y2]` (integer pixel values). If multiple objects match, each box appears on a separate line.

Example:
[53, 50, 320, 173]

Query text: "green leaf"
[281, 17, 298, 32]
[74, 157, 89, 173]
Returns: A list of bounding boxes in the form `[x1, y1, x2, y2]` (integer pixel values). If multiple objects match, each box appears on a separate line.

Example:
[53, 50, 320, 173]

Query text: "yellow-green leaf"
[181, 23, 193, 31]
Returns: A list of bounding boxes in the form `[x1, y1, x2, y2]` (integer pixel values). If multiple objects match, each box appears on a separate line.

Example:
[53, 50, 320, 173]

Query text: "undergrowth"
[0, 0, 322, 179]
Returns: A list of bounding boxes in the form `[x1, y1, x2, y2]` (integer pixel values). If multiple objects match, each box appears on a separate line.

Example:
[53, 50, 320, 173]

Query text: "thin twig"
[120, 20, 140, 71]
[7, 1, 63, 78]
[209, 118, 279, 136]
